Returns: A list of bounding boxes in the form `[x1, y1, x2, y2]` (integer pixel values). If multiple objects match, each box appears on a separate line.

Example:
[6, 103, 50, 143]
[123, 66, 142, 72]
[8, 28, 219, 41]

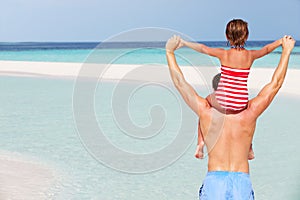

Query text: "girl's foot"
[195, 142, 205, 159]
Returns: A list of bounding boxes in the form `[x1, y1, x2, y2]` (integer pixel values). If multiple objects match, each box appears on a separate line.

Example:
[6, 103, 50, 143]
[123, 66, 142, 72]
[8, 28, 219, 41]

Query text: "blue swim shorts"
[199, 171, 255, 200]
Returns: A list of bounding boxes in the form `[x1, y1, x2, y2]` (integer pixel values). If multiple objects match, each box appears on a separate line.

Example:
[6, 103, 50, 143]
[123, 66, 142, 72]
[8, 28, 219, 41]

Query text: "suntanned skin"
[178, 36, 282, 159]
[166, 35, 295, 173]
[179, 38, 282, 69]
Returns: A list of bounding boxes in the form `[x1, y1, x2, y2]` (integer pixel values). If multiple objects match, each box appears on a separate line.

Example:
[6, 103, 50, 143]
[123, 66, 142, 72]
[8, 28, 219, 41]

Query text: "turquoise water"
[0, 45, 300, 68]
[0, 76, 299, 199]
[1, 41, 299, 199]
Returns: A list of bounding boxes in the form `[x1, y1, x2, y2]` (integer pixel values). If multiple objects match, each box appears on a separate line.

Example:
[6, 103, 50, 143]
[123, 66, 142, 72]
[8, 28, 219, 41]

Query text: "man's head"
[226, 19, 249, 47]
[212, 73, 221, 91]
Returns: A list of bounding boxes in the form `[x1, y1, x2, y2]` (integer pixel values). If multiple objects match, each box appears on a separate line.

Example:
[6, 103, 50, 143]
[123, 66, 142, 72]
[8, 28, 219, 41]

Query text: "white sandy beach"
[0, 60, 300, 96]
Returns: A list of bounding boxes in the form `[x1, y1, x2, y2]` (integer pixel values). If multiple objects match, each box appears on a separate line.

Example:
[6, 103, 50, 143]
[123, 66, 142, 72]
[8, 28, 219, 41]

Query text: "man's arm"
[248, 36, 295, 118]
[180, 39, 225, 59]
[250, 38, 282, 60]
[166, 36, 210, 115]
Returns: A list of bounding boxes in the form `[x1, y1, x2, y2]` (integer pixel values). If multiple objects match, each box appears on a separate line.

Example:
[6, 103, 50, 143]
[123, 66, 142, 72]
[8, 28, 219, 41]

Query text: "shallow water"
[0, 76, 299, 199]
[0, 42, 300, 68]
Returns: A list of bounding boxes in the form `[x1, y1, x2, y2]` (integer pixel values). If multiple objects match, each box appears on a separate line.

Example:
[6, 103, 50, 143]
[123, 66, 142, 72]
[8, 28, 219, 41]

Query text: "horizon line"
[1, 40, 299, 43]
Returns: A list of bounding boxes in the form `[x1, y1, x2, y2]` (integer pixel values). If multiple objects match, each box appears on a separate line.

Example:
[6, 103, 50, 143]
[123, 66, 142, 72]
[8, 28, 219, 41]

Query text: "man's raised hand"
[166, 35, 181, 53]
[282, 35, 295, 53]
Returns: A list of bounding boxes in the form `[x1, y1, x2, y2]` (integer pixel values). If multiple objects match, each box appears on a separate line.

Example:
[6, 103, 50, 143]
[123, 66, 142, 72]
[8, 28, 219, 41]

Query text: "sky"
[0, 0, 299, 42]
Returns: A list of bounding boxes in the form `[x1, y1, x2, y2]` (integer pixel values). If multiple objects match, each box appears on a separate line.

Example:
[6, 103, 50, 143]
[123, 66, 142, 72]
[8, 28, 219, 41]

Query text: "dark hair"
[212, 73, 221, 91]
[226, 19, 249, 47]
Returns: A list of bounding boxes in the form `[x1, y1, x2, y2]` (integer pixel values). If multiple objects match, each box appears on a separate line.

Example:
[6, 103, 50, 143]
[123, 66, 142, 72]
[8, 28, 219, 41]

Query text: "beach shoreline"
[1, 60, 300, 96]
[0, 60, 299, 199]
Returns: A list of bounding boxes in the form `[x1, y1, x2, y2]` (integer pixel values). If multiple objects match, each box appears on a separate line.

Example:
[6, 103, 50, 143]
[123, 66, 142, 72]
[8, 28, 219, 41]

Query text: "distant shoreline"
[1, 60, 300, 96]
[0, 41, 299, 51]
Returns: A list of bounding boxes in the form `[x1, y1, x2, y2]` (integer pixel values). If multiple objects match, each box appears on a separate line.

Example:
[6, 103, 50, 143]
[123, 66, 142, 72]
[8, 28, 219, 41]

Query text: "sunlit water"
[0, 76, 299, 199]
[0, 42, 299, 68]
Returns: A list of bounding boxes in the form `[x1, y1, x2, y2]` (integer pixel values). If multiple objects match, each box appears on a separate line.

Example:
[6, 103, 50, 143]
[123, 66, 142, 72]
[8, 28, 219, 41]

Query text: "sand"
[0, 60, 299, 96]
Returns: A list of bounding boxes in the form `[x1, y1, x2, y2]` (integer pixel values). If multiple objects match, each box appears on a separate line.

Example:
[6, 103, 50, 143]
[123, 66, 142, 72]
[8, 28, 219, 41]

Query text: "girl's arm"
[180, 39, 225, 59]
[250, 38, 283, 60]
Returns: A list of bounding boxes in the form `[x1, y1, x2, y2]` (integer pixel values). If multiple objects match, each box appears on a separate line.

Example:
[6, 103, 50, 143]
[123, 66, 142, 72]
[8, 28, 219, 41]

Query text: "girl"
[178, 19, 283, 159]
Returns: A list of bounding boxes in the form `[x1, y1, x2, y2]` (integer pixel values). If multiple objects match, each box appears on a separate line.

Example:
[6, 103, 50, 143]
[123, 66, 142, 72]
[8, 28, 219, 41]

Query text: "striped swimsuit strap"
[221, 65, 250, 77]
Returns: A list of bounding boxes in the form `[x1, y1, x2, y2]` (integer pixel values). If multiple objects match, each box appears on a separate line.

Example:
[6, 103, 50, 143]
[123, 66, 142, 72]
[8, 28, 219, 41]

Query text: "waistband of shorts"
[207, 171, 250, 177]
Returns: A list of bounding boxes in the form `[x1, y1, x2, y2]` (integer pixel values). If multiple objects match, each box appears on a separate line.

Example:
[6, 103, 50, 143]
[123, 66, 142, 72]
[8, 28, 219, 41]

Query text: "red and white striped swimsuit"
[215, 65, 250, 111]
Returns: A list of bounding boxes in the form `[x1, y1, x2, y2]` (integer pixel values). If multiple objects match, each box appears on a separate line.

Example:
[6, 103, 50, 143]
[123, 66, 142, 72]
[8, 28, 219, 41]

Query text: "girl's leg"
[195, 118, 205, 159]
[194, 94, 215, 159]
[206, 93, 226, 114]
[248, 143, 255, 160]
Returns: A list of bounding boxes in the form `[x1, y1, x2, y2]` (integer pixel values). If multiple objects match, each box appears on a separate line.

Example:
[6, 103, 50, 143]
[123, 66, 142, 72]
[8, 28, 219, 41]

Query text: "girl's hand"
[175, 37, 185, 50]
[165, 35, 181, 53]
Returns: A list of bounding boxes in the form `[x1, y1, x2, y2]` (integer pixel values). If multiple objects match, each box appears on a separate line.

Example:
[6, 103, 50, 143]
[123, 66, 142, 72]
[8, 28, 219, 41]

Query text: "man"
[166, 35, 295, 199]
[194, 73, 255, 160]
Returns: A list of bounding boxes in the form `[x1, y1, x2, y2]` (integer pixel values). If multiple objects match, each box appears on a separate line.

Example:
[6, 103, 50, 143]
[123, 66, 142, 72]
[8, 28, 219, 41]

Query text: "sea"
[0, 41, 299, 68]
[0, 41, 299, 199]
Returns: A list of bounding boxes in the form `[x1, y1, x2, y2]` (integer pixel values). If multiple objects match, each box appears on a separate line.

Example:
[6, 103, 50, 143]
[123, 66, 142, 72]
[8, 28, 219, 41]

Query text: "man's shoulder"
[240, 102, 259, 121]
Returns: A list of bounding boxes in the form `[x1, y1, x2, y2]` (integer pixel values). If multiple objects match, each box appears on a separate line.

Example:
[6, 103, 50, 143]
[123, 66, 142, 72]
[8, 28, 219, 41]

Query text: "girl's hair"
[226, 19, 249, 47]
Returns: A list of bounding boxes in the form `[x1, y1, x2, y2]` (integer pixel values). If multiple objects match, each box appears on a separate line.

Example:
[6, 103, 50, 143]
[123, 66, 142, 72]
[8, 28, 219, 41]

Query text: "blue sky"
[1, 0, 299, 42]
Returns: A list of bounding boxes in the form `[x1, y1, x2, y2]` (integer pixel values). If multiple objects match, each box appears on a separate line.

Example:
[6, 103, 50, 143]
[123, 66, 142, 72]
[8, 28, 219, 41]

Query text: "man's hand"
[282, 35, 295, 53]
[165, 35, 181, 53]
